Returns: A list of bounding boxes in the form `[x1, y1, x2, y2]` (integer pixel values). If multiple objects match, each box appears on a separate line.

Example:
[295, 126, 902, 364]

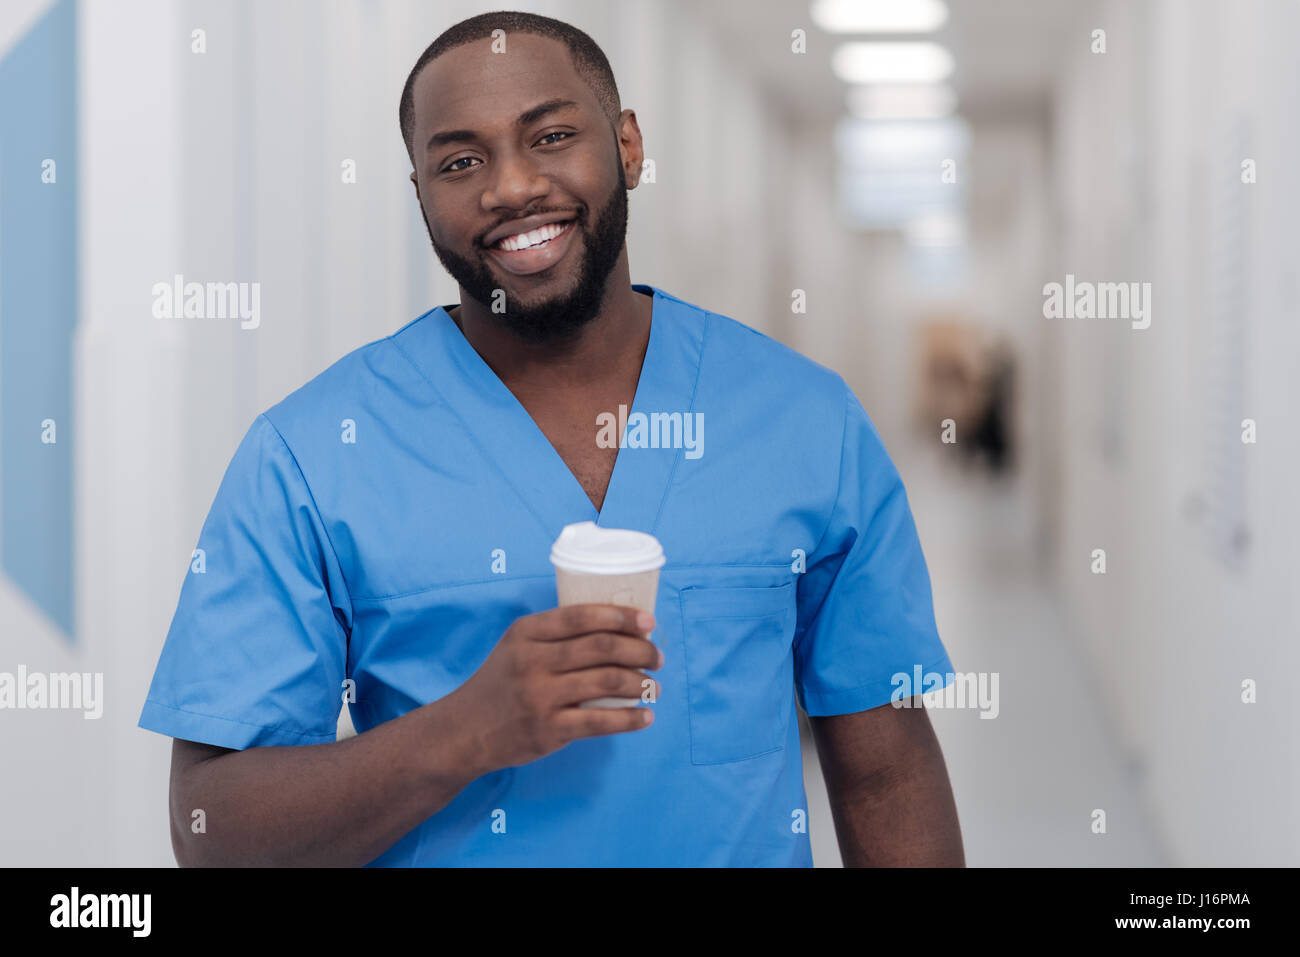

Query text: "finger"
[551, 668, 661, 708]
[525, 604, 655, 642]
[546, 632, 663, 673]
[553, 704, 655, 741]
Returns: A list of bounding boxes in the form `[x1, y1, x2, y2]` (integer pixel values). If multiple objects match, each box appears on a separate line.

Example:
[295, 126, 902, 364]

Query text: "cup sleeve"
[138, 413, 352, 749]
[793, 381, 954, 716]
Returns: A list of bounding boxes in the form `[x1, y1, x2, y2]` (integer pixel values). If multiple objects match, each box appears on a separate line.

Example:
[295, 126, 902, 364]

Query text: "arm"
[809, 701, 964, 867]
[169, 688, 484, 868]
[167, 603, 660, 867]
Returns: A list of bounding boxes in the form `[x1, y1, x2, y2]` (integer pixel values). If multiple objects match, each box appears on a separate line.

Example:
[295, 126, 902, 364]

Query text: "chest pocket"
[678, 580, 796, 765]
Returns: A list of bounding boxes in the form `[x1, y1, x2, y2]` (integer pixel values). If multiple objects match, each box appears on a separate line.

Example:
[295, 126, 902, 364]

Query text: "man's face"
[408, 34, 635, 344]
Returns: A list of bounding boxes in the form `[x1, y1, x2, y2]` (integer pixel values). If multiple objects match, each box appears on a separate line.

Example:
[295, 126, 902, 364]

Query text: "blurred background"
[2, 0, 1297, 866]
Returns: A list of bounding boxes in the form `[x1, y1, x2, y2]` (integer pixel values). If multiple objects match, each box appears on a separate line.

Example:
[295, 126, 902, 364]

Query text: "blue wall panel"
[0, 0, 77, 639]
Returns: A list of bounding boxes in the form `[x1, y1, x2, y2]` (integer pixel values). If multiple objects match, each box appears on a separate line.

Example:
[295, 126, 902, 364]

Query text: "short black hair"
[399, 10, 622, 168]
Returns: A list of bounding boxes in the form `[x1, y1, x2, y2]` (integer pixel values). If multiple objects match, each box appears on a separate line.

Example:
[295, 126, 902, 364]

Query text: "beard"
[421, 143, 629, 346]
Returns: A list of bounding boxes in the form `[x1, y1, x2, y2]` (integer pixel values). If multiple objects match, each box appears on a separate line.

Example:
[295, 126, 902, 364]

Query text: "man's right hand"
[168, 604, 661, 866]
[453, 604, 662, 773]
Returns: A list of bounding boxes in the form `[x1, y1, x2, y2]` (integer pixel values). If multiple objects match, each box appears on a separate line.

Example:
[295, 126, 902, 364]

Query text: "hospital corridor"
[2, 0, 1297, 869]
[802, 445, 1168, 867]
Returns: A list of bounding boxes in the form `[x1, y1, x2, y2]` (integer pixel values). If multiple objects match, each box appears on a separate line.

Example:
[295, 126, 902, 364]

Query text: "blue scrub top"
[139, 283, 954, 866]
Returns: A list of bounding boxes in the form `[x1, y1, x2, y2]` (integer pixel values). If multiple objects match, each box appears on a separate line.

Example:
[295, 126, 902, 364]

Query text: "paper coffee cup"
[550, 521, 665, 708]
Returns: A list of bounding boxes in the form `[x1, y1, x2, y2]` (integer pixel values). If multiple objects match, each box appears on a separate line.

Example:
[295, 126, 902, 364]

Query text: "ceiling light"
[832, 42, 954, 84]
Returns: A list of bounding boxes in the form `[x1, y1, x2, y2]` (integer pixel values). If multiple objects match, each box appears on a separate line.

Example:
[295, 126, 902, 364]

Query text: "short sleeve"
[793, 382, 954, 716]
[138, 413, 352, 749]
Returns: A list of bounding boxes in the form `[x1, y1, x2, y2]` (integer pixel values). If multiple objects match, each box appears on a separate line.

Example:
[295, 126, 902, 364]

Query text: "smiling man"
[139, 10, 964, 868]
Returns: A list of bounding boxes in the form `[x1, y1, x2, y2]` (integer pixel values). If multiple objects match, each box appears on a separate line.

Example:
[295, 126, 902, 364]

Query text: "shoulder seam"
[793, 378, 852, 648]
[256, 413, 355, 632]
[809, 377, 851, 569]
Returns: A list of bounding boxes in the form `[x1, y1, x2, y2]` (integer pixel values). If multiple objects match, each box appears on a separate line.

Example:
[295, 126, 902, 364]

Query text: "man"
[139, 10, 964, 867]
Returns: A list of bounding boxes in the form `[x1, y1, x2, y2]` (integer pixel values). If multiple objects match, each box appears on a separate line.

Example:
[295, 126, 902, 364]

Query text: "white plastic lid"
[549, 521, 666, 575]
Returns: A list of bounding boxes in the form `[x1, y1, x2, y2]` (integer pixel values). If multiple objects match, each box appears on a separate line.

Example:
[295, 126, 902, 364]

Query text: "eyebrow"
[425, 98, 583, 152]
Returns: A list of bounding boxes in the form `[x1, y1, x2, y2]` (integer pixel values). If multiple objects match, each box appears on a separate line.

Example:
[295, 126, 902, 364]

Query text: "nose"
[480, 150, 550, 217]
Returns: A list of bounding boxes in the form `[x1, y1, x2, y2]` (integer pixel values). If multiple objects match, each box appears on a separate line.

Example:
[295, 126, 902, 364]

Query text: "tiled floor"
[802, 444, 1168, 867]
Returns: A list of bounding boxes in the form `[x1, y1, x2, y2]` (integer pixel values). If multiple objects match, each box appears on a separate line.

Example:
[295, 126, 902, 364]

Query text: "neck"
[449, 253, 649, 391]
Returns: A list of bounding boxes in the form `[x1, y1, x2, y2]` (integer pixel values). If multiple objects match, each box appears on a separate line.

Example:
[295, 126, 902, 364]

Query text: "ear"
[616, 110, 645, 189]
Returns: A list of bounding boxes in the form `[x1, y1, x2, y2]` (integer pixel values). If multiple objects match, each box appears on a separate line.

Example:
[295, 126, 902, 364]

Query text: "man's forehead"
[414, 33, 592, 132]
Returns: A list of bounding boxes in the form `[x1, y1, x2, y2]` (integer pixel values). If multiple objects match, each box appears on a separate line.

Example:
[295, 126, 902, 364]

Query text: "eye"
[441, 156, 479, 174]
[537, 131, 572, 146]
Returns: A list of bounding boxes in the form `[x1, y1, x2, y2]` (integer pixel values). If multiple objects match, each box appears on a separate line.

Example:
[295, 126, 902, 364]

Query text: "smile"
[485, 220, 578, 276]
[493, 220, 574, 251]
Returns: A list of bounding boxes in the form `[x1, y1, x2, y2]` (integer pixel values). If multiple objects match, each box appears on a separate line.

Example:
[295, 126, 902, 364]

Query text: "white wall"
[1047, 0, 1300, 865]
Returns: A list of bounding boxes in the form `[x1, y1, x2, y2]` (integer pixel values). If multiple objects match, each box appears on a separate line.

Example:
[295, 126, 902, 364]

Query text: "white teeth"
[496, 220, 570, 251]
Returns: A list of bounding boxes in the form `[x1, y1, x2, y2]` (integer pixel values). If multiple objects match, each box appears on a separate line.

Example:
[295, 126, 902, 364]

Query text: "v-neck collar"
[396, 283, 704, 542]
